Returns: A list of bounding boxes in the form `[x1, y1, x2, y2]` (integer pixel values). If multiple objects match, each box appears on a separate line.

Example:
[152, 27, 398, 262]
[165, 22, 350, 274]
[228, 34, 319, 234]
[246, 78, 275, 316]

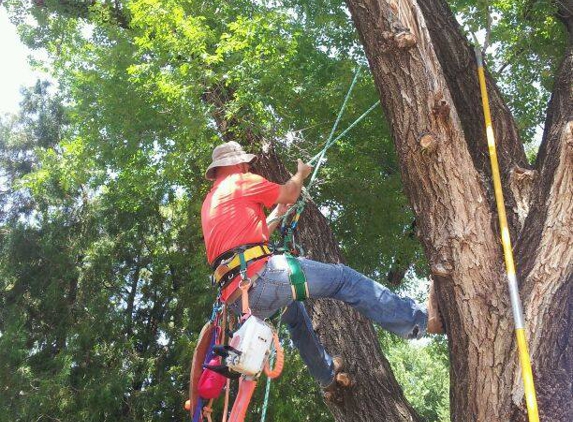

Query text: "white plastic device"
[226, 316, 274, 378]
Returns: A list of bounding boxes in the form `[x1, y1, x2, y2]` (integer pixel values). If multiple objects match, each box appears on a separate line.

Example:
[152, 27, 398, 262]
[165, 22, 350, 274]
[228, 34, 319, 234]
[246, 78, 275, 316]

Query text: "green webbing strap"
[285, 253, 307, 301]
[238, 252, 247, 277]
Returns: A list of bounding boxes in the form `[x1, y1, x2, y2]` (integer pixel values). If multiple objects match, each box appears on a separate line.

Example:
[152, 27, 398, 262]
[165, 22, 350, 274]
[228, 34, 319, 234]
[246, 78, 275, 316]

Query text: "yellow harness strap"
[213, 245, 272, 285]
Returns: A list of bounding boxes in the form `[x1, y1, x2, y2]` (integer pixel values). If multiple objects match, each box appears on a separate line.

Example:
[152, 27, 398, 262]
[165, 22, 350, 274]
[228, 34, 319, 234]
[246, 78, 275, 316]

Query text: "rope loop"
[202, 400, 214, 422]
[263, 331, 284, 379]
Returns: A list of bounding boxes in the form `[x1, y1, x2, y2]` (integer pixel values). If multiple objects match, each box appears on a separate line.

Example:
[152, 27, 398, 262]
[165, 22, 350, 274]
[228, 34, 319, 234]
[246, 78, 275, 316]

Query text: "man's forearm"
[275, 159, 312, 206]
[278, 172, 304, 204]
[267, 205, 286, 234]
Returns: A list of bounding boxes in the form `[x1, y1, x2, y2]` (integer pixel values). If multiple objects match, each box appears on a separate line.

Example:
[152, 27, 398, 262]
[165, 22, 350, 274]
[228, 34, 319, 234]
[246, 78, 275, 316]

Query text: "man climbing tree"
[199, 140, 443, 400]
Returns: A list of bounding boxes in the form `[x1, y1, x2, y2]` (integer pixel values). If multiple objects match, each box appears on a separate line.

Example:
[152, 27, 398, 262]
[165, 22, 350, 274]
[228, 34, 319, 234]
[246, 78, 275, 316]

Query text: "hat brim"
[205, 154, 257, 180]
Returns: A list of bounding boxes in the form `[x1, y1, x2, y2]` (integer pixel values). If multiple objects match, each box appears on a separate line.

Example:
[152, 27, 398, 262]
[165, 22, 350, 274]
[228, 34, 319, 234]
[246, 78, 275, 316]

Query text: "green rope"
[307, 67, 362, 188]
[308, 99, 381, 166]
[261, 71, 381, 419]
[275, 97, 380, 224]
[260, 321, 281, 422]
[268, 71, 381, 227]
[306, 98, 380, 190]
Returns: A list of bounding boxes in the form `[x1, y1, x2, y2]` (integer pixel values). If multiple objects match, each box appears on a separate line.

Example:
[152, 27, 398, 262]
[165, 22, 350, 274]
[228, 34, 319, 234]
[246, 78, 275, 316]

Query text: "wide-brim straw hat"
[205, 141, 257, 180]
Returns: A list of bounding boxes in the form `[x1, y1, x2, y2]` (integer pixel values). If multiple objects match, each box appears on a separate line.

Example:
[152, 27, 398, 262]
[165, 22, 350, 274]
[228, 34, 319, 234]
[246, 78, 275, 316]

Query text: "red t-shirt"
[201, 171, 280, 301]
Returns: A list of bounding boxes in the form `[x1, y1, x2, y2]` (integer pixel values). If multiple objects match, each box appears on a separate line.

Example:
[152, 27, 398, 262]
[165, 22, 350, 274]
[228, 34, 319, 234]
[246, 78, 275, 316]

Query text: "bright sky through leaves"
[0, 8, 43, 115]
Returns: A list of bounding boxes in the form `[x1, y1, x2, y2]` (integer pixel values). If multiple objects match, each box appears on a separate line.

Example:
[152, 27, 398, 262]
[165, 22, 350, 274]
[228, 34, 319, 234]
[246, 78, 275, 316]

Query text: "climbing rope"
[270, 67, 381, 231]
[261, 319, 284, 422]
[307, 99, 380, 189]
[260, 320, 282, 422]
[261, 69, 381, 417]
[307, 67, 362, 189]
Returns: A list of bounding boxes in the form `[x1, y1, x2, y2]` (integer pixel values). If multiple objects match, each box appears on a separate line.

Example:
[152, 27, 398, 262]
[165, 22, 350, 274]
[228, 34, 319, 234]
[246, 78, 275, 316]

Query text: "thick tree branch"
[417, 0, 530, 236]
[513, 36, 573, 417]
[555, 0, 573, 41]
[517, 42, 573, 285]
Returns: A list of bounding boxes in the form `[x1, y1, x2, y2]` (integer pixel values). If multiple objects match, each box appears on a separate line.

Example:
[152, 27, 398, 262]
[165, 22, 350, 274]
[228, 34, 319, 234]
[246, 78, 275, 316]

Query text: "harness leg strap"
[238, 252, 252, 318]
[285, 254, 308, 301]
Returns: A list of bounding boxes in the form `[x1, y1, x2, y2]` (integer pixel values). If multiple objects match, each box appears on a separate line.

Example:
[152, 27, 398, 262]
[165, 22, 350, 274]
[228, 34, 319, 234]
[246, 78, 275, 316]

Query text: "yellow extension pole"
[475, 48, 540, 422]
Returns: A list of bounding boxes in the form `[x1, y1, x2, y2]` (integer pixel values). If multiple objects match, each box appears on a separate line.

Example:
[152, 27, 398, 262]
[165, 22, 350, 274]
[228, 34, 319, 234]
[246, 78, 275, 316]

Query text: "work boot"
[427, 278, 445, 335]
[323, 357, 351, 402]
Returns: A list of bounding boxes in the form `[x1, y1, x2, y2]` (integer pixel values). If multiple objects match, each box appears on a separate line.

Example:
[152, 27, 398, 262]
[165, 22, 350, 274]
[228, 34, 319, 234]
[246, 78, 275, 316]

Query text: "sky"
[0, 7, 46, 116]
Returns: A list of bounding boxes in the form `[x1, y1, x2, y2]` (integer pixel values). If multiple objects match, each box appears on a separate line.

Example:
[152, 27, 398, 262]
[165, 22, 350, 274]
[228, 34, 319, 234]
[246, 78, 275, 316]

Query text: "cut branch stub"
[381, 29, 417, 50]
[395, 30, 417, 49]
[432, 92, 451, 121]
[509, 165, 538, 228]
[419, 132, 438, 154]
[431, 261, 453, 277]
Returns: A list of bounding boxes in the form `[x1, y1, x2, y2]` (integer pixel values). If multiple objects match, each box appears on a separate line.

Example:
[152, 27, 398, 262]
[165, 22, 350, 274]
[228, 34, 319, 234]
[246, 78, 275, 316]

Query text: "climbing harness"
[276, 201, 309, 301]
[187, 67, 380, 421]
[474, 46, 539, 422]
[187, 249, 284, 422]
[211, 244, 273, 287]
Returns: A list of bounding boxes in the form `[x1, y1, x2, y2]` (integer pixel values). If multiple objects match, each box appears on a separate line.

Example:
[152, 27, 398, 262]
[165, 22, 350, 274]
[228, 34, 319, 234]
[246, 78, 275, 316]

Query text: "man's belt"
[212, 244, 273, 288]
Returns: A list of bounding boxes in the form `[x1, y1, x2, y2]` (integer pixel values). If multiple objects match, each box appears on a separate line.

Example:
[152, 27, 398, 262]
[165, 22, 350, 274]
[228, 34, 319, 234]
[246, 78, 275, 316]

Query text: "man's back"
[201, 171, 279, 264]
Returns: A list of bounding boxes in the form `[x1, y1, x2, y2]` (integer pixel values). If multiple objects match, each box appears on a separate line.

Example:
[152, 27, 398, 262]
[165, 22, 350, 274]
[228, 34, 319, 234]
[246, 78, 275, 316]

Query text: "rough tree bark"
[345, 0, 573, 421]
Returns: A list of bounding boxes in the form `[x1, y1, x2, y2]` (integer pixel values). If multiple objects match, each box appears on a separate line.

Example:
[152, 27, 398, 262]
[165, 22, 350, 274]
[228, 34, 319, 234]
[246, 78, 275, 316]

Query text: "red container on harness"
[197, 357, 227, 399]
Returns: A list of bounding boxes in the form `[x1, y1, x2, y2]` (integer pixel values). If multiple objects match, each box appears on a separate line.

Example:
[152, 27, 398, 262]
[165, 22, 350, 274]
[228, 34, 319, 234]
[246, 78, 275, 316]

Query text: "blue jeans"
[230, 255, 427, 387]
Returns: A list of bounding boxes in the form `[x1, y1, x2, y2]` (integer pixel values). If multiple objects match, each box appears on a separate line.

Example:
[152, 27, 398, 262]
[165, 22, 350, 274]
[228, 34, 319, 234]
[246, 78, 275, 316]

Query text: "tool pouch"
[198, 357, 231, 399]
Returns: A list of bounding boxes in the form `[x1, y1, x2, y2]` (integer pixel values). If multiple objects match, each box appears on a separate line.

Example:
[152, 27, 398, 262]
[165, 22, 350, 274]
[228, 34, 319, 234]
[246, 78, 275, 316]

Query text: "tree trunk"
[126, 264, 141, 338]
[345, 0, 573, 420]
[417, 0, 532, 235]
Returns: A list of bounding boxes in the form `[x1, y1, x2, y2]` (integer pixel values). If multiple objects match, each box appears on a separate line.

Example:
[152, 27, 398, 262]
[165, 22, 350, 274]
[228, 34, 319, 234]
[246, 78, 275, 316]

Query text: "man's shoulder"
[237, 172, 270, 186]
[243, 172, 265, 181]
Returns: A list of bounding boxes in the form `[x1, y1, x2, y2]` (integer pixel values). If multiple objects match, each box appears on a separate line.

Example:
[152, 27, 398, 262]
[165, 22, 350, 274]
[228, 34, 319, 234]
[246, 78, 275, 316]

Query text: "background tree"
[2, 0, 448, 420]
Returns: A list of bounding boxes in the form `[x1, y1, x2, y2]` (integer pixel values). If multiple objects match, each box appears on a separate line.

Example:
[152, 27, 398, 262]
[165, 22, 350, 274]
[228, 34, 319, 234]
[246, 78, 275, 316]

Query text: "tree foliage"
[450, 0, 568, 144]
